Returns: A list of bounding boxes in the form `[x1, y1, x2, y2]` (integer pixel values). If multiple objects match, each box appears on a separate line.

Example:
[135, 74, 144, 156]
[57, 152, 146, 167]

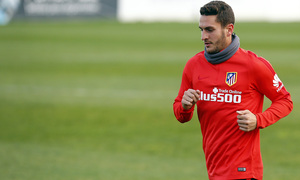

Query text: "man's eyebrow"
[199, 26, 215, 30]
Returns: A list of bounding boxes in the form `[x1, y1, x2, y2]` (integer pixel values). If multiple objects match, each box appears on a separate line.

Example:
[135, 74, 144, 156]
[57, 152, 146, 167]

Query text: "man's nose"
[201, 31, 208, 41]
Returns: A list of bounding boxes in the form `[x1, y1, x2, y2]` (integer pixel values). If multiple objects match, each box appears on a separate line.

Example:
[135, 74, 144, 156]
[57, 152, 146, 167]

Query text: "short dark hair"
[200, 1, 235, 27]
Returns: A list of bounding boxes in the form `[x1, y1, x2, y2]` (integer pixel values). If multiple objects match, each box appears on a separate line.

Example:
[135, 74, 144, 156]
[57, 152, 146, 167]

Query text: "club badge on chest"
[226, 72, 237, 86]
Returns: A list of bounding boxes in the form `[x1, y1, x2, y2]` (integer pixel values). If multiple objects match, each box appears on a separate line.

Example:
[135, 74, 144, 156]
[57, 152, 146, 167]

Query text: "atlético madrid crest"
[226, 72, 237, 86]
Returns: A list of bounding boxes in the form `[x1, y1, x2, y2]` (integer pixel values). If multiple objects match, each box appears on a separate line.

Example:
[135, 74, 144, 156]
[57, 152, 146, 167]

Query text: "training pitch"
[0, 20, 299, 180]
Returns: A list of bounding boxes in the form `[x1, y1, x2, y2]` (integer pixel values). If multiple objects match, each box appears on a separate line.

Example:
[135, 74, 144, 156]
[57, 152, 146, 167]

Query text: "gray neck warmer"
[204, 34, 240, 64]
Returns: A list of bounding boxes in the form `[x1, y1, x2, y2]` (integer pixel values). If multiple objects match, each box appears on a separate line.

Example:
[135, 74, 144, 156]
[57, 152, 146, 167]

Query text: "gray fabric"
[204, 34, 240, 64]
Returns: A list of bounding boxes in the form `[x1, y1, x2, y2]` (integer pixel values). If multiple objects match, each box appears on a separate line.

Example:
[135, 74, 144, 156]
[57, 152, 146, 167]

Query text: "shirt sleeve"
[173, 60, 195, 123]
[251, 55, 293, 129]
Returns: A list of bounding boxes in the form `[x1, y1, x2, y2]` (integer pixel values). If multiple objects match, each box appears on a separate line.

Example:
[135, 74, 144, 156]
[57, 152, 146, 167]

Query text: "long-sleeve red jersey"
[173, 48, 293, 180]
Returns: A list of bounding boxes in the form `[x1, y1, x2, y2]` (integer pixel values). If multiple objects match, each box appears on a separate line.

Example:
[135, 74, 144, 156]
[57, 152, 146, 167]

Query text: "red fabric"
[173, 48, 293, 180]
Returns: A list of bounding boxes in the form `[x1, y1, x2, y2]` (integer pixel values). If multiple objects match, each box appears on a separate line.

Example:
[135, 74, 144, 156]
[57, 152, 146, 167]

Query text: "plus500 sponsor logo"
[199, 87, 242, 103]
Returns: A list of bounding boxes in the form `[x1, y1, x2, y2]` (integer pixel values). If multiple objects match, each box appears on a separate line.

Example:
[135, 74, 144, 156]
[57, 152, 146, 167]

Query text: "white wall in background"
[118, 0, 300, 22]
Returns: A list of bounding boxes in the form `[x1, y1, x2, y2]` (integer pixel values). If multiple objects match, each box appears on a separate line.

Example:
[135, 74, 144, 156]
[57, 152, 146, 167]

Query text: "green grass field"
[0, 20, 299, 179]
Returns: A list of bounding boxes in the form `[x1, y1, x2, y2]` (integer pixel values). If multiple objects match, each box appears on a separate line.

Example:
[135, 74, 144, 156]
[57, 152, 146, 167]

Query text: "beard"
[206, 31, 226, 54]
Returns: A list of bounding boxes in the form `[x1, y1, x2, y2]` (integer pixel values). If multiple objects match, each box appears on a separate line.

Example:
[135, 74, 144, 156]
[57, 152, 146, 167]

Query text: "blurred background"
[1, 0, 300, 24]
[0, 0, 299, 179]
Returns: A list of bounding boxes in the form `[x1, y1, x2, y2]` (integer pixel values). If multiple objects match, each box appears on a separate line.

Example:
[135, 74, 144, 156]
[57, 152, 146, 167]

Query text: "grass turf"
[0, 20, 299, 179]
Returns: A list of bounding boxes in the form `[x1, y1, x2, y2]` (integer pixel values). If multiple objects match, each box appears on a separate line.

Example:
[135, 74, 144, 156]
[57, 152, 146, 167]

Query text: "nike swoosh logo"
[198, 76, 209, 80]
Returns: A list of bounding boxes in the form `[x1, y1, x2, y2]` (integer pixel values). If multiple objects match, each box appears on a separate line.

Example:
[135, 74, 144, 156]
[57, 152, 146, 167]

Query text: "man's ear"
[226, 23, 234, 37]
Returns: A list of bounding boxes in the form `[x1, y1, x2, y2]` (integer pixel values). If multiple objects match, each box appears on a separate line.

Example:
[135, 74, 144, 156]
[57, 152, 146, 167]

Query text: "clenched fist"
[182, 89, 201, 110]
[237, 110, 257, 132]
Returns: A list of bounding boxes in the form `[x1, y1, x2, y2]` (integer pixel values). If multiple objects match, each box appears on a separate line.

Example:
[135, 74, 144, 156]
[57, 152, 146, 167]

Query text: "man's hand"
[182, 89, 201, 110]
[236, 110, 257, 132]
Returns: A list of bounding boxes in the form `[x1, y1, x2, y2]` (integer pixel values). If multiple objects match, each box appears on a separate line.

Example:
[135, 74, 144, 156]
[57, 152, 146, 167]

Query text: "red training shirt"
[173, 48, 293, 180]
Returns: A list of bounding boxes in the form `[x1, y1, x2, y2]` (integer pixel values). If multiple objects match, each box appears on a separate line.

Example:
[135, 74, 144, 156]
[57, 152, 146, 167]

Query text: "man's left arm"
[248, 57, 293, 130]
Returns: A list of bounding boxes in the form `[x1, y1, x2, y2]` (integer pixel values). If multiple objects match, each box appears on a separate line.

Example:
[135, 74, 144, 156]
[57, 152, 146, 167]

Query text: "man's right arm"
[173, 61, 199, 123]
